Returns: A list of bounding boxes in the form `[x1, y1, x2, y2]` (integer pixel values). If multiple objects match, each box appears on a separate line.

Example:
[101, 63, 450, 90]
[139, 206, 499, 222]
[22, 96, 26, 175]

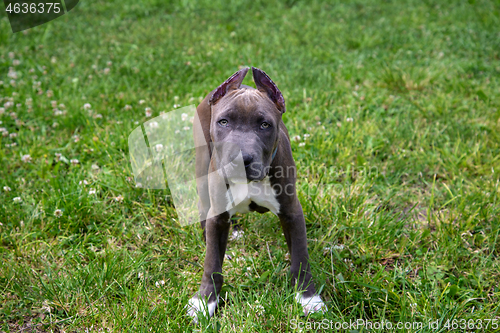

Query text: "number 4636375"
[5, 2, 62, 14]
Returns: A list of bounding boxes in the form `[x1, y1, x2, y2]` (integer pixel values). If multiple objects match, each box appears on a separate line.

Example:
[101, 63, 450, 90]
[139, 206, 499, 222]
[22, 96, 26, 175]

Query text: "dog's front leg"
[278, 197, 327, 315]
[187, 210, 230, 320]
[188, 159, 231, 322]
[187, 212, 230, 322]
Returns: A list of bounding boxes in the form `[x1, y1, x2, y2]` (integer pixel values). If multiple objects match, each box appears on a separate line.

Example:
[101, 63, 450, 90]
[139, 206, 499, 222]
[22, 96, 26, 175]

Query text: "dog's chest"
[226, 177, 280, 217]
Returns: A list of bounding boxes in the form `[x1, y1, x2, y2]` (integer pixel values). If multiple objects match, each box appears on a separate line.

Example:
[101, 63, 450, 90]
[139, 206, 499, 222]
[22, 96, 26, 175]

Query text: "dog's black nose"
[242, 153, 253, 168]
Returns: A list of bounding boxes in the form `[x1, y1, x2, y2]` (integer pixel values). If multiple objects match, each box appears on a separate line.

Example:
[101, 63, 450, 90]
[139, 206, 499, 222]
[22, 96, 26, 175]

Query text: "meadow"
[0, 0, 499, 331]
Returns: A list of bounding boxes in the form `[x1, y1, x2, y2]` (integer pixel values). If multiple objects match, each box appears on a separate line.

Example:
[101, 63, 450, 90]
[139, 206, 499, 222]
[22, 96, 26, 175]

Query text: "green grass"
[1, 0, 499, 331]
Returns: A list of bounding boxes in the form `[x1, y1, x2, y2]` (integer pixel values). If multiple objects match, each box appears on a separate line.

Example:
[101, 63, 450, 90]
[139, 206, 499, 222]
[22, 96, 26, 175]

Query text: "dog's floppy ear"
[252, 67, 286, 113]
[209, 67, 249, 105]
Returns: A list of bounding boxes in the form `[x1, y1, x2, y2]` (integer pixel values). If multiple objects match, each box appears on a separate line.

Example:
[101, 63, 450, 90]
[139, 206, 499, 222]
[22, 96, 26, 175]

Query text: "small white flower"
[139, 99, 146, 105]
[298, 142, 306, 147]
[135, 182, 143, 188]
[47, 90, 54, 98]
[9, 133, 17, 138]
[91, 164, 99, 170]
[3, 186, 11, 192]
[107, 61, 112, 66]
[79, 180, 88, 185]
[70, 159, 79, 165]
[59, 103, 65, 109]
[174, 130, 180, 134]
[138, 272, 144, 279]
[52, 122, 59, 128]
[13, 59, 21, 66]
[103, 68, 110, 75]
[346, 117, 353, 122]
[155, 143, 163, 152]
[3, 131, 9, 137]
[93, 114, 103, 119]
[155, 280, 165, 288]
[173, 104, 180, 108]
[148, 121, 158, 128]
[0, 128, 6, 132]
[83, 103, 92, 110]
[51, 100, 58, 108]
[124, 104, 132, 111]
[73, 135, 80, 142]
[0, 107, 4, 115]
[8, 52, 14, 59]
[7, 70, 18, 80]
[181, 113, 188, 121]
[183, 126, 190, 131]
[21, 154, 32, 163]
[303, 133, 310, 139]
[89, 188, 96, 195]
[114, 195, 124, 202]
[54, 209, 63, 218]
[13, 197, 22, 203]
[145, 107, 152, 117]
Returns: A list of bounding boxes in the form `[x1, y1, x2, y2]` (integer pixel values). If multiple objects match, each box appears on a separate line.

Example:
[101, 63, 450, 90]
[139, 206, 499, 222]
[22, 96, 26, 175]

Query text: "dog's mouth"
[219, 160, 269, 183]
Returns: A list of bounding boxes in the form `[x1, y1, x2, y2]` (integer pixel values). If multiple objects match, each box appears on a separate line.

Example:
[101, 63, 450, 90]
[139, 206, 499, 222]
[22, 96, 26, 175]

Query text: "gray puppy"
[188, 67, 326, 321]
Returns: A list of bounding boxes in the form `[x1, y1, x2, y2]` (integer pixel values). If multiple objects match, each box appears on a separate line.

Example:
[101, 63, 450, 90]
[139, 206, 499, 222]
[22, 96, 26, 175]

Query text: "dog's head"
[209, 67, 286, 182]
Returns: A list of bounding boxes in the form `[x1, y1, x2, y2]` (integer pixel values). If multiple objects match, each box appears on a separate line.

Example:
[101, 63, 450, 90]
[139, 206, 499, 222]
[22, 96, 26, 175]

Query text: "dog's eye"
[218, 119, 228, 127]
[260, 122, 271, 129]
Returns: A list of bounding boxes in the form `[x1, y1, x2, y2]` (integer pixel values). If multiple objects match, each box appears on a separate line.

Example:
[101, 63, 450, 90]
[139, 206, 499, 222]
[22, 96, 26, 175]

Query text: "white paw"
[186, 296, 218, 323]
[295, 293, 327, 315]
